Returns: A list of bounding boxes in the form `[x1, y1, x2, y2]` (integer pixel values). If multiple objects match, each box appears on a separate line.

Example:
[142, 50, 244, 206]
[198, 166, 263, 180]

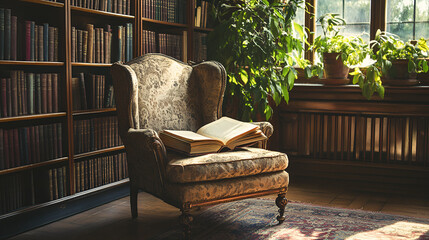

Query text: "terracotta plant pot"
[383, 59, 419, 86]
[323, 52, 350, 79]
[384, 59, 417, 80]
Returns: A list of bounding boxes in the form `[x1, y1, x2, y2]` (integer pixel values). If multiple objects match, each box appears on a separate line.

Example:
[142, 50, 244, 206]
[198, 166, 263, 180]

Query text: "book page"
[196, 117, 258, 144]
[161, 130, 216, 142]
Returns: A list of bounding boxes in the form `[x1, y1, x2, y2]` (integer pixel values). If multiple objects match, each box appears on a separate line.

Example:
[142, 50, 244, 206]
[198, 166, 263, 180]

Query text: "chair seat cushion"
[166, 147, 288, 183]
[165, 170, 289, 204]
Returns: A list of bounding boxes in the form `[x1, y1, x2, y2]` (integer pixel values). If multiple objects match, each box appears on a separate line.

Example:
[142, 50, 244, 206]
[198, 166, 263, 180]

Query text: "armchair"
[111, 53, 289, 239]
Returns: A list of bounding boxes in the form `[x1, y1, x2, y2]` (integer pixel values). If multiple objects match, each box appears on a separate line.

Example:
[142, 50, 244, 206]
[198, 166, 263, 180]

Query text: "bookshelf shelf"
[194, 27, 214, 33]
[72, 108, 117, 116]
[0, 61, 64, 66]
[0, 113, 67, 124]
[0, 157, 68, 176]
[74, 145, 125, 160]
[19, 0, 64, 8]
[142, 17, 188, 28]
[71, 62, 113, 67]
[71, 6, 135, 19]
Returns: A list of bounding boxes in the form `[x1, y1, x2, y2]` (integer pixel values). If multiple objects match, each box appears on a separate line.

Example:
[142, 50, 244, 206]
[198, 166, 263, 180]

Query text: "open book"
[159, 117, 267, 156]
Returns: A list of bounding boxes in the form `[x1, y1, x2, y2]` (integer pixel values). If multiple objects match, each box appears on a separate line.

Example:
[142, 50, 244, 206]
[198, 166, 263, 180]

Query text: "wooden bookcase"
[0, 0, 213, 237]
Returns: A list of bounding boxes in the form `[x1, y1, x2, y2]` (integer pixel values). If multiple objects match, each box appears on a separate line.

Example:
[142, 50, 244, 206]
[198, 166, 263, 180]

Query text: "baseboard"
[0, 179, 130, 240]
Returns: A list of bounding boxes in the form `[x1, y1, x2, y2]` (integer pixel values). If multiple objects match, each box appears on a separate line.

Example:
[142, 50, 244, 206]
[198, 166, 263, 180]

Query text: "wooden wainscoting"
[271, 84, 429, 195]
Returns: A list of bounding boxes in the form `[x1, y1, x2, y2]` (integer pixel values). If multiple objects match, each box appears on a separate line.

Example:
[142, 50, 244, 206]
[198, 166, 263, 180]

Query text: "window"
[386, 0, 429, 40]
[316, 0, 371, 41]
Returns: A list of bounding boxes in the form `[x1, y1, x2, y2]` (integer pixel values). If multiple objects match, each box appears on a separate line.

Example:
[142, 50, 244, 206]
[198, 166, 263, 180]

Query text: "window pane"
[415, 22, 429, 39]
[416, 0, 429, 21]
[315, 0, 370, 38]
[387, 0, 414, 23]
[344, 0, 371, 24]
[386, 23, 414, 41]
[295, 1, 305, 26]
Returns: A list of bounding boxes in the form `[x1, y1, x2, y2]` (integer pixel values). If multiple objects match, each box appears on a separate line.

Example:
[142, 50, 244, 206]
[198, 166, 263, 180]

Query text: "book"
[0, 9, 4, 60]
[159, 117, 267, 155]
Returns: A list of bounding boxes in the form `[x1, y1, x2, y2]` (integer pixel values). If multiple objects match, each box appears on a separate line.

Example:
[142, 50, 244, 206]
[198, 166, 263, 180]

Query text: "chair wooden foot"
[276, 192, 288, 224]
[130, 185, 138, 218]
[180, 208, 193, 240]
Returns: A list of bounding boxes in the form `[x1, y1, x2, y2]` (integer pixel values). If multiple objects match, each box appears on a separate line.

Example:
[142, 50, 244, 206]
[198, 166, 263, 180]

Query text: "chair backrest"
[111, 53, 226, 140]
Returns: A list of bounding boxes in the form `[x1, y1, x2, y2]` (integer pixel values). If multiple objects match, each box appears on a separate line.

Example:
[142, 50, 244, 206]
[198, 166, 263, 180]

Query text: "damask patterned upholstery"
[111, 54, 289, 238]
[167, 147, 288, 183]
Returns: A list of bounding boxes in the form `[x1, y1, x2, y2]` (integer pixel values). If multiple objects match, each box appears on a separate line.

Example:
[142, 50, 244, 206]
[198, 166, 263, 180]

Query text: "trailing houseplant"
[208, 0, 310, 121]
[309, 13, 369, 82]
[351, 30, 429, 99]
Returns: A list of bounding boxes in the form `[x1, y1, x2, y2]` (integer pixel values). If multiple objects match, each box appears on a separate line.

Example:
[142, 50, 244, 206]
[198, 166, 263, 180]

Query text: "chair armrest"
[251, 121, 274, 149]
[125, 128, 168, 198]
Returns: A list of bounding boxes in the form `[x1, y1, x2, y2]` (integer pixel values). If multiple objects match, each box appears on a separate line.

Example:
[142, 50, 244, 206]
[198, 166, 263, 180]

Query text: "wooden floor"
[10, 177, 429, 240]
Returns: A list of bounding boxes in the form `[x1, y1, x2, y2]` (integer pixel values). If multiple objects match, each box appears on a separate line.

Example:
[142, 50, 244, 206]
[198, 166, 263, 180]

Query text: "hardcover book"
[159, 117, 267, 155]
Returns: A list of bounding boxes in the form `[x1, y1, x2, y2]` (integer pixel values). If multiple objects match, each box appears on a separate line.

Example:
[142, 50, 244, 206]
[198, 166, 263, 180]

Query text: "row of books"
[74, 153, 127, 193]
[193, 32, 207, 62]
[24, 21, 59, 62]
[71, 23, 133, 63]
[72, 73, 114, 111]
[194, 0, 211, 28]
[73, 116, 122, 154]
[141, 30, 184, 60]
[71, 0, 132, 15]
[0, 72, 59, 118]
[0, 123, 63, 170]
[0, 9, 17, 60]
[0, 172, 33, 215]
[48, 166, 68, 201]
[142, 0, 187, 24]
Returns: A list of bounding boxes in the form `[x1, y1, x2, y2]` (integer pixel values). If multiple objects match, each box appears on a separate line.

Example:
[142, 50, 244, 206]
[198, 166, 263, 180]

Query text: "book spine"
[41, 73, 47, 113]
[54, 27, 58, 61]
[38, 25, 43, 61]
[25, 21, 31, 61]
[47, 74, 52, 113]
[43, 23, 49, 61]
[71, 27, 76, 62]
[11, 16, 17, 60]
[34, 25, 38, 61]
[35, 74, 41, 114]
[83, 30, 88, 63]
[0, 8, 4, 60]
[28, 73, 34, 115]
[49, 27, 54, 61]
[52, 73, 58, 112]
[78, 29, 83, 62]
[1, 78, 6, 117]
[86, 24, 94, 63]
[4, 9, 11, 60]
[28, 21, 36, 61]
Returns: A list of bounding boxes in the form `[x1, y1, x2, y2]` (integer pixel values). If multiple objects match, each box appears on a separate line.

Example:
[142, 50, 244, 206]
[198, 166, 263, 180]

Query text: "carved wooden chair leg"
[276, 192, 288, 224]
[130, 184, 138, 218]
[180, 208, 193, 240]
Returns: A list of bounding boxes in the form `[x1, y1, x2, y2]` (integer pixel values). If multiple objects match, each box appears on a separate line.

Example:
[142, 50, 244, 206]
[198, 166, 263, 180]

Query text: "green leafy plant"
[209, 0, 309, 121]
[309, 13, 369, 78]
[351, 30, 429, 99]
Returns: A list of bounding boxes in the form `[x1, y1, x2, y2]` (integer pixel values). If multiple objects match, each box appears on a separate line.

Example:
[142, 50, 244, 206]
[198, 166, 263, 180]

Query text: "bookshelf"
[0, 0, 213, 237]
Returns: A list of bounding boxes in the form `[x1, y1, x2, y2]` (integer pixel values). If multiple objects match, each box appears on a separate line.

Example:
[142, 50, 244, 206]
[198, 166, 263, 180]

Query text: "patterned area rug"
[151, 198, 429, 240]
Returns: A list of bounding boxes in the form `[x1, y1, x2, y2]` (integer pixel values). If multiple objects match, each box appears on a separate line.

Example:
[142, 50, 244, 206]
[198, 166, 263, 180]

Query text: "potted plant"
[208, 0, 310, 121]
[351, 30, 429, 99]
[310, 13, 369, 84]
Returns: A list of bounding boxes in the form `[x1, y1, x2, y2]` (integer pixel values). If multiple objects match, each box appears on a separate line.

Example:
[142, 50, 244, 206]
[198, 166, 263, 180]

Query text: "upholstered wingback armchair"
[111, 53, 289, 239]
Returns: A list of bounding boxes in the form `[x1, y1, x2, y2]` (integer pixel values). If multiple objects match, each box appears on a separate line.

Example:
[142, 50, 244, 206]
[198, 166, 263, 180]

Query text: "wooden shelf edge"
[0, 113, 67, 123]
[20, 0, 64, 8]
[0, 157, 69, 176]
[71, 6, 134, 19]
[73, 146, 125, 160]
[71, 62, 113, 67]
[0, 60, 64, 66]
[0, 178, 129, 220]
[142, 17, 188, 28]
[72, 108, 116, 116]
[194, 27, 214, 32]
